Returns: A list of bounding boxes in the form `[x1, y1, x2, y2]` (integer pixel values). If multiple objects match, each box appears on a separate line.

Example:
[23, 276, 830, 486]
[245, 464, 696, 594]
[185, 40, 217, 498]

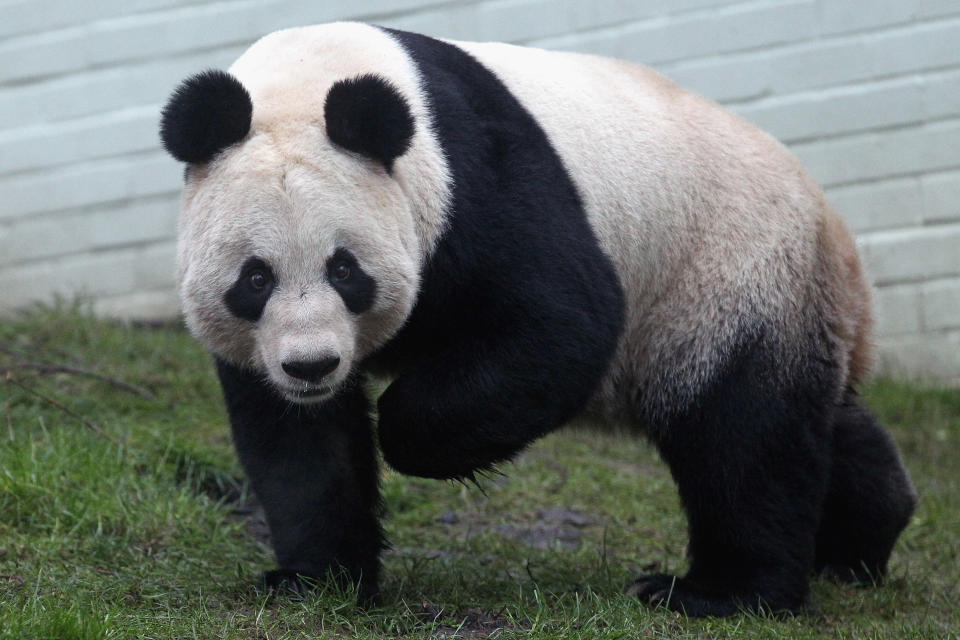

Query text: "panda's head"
[160, 65, 425, 404]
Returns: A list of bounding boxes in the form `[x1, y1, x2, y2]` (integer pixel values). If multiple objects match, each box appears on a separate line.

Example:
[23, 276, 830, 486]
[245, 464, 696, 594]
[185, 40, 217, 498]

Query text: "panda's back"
[457, 41, 872, 423]
[458, 41, 823, 296]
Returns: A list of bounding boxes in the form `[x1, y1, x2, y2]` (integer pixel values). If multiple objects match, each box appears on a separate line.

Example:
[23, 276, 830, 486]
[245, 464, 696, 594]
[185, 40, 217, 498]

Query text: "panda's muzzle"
[281, 356, 341, 383]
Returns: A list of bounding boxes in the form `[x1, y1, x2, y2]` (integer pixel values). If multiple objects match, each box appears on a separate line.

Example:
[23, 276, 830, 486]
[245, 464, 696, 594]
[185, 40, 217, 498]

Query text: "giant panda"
[159, 22, 916, 616]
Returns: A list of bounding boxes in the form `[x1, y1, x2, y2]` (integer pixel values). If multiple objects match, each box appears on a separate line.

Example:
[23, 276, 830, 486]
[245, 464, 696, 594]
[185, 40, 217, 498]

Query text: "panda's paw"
[628, 573, 775, 618]
[260, 569, 331, 596]
[259, 569, 313, 598]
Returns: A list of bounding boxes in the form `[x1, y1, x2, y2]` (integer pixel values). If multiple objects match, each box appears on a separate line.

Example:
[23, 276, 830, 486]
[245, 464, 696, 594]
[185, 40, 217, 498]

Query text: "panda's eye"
[331, 261, 351, 281]
[249, 270, 268, 291]
[225, 257, 274, 322]
[326, 248, 375, 313]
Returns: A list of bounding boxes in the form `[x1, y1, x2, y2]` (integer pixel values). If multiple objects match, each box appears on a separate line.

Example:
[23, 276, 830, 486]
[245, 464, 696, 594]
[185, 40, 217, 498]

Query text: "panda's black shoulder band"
[324, 74, 414, 173]
[160, 69, 253, 164]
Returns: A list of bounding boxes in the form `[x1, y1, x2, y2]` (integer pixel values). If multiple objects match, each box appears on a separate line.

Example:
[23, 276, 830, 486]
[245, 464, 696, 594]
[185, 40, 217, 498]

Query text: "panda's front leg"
[215, 359, 383, 602]
[376, 318, 612, 480]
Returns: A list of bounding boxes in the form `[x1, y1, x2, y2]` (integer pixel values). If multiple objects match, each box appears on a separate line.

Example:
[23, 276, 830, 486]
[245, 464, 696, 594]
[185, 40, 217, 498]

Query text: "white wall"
[1, 0, 958, 381]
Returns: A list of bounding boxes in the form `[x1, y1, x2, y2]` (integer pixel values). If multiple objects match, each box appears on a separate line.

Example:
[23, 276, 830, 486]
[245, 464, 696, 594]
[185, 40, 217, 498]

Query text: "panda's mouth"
[281, 385, 335, 404]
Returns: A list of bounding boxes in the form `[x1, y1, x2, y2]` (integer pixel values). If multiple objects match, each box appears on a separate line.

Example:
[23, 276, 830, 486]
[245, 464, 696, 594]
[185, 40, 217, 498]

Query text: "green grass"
[1, 306, 958, 639]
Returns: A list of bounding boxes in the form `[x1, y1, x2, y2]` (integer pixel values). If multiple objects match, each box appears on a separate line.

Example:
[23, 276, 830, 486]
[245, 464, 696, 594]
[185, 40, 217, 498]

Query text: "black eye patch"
[326, 248, 376, 314]
[224, 257, 275, 322]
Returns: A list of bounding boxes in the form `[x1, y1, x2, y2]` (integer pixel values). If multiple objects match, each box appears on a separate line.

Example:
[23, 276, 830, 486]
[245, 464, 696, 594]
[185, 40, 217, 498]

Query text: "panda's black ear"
[160, 69, 253, 164]
[324, 74, 415, 173]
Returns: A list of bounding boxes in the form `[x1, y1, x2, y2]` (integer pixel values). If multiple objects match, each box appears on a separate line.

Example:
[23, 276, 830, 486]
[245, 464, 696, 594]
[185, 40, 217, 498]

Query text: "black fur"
[629, 324, 915, 616]
[815, 390, 916, 583]
[631, 323, 836, 615]
[216, 359, 383, 603]
[224, 257, 275, 322]
[369, 28, 625, 479]
[160, 69, 252, 164]
[327, 248, 376, 314]
[324, 74, 415, 172]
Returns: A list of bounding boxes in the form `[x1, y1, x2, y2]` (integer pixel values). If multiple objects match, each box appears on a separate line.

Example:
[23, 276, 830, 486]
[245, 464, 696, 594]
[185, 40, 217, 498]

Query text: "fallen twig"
[524, 559, 539, 584]
[0, 362, 155, 400]
[0, 343, 84, 366]
[5, 372, 106, 438]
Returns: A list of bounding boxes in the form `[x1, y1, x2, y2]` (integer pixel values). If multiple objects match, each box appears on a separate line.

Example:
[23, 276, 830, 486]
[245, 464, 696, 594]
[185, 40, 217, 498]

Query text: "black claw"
[627, 573, 679, 603]
[259, 569, 312, 598]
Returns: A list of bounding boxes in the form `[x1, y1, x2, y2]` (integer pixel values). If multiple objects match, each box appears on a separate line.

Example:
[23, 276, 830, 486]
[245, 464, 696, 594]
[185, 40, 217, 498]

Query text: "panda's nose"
[281, 356, 341, 382]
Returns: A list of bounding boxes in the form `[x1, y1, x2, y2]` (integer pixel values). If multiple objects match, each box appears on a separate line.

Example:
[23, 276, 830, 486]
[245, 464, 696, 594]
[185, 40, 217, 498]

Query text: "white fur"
[455, 41, 870, 421]
[178, 23, 451, 401]
[177, 24, 871, 415]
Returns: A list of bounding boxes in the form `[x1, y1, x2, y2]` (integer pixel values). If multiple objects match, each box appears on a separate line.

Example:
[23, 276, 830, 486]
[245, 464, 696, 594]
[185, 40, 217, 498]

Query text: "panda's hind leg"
[631, 331, 835, 616]
[814, 392, 916, 584]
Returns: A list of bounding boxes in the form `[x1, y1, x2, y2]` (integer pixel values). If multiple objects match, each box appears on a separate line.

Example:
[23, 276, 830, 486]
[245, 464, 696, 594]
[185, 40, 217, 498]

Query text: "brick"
[0, 107, 157, 176]
[819, 0, 960, 36]
[477, 0, 576, 43]
[391, 0, 751, 47]
[664, 54, 772, 103]
[873, 284, 924, 335]
[778, 19, 960, 94]
[92, 288, 181, 322]
[0, 45, 246, 129]
[644, 2, 816, 65]
[379, 5, 482, 41]
[0, 195, 178, 268]
[385, 0, 578, 43]
[735, 68, 960, 144]
[920, 0, 960, 19]
[877, 330, 960, 379]
[0, 153, 182, 220]
[664, 17, 960, 102]
[534, 1, 817, 65]
[858, 223, 960, 285]
[817, 1, 920, 36]
[826, 177, 923, 233]
[922, 170, 960, 223]
[734, 76, 924, 143]
[568, 0, 651, 32]
[0, 1, 105, 39]
[0, 0, 224, 40]
[790, 118, 960, 188]
[0, 1, 385, 85]
[872, 17, 960, 73]
[923, 69, 960, 126]
[531, 0, 749, 49]
[922, 277, 960, 331]
[4, 240, 176, 309]
[0, 0, 442, 84]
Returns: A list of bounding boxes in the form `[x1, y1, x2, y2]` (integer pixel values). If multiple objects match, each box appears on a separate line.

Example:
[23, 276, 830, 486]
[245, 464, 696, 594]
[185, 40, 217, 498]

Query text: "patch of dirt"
[416, 602, 527, 638]
[494, 508, 598, 550]
[436, 511, 460, 525]
[431, 505, 602, 550]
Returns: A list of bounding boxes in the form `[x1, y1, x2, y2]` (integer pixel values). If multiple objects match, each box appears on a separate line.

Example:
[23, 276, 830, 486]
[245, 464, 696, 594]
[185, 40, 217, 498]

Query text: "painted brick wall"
[1, 0, 958, 381]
